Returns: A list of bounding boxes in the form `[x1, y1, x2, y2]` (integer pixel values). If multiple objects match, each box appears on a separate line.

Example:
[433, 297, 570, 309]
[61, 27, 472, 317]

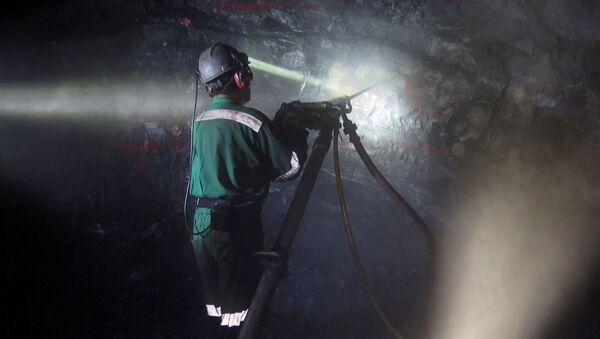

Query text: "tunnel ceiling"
[3, 0, 599, 151]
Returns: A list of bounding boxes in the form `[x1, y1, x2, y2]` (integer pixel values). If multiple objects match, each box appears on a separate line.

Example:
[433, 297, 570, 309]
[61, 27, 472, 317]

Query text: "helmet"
[198, 43, 250, 85]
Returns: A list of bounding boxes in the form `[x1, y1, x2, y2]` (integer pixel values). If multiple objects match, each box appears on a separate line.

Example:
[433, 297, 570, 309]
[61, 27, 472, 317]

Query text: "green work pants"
[192, 201, 263, 333]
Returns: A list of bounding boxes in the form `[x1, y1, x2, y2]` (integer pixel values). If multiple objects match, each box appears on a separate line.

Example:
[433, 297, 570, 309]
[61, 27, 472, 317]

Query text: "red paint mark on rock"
[114, 140, 188, 152]
[212, 0, 320, 12]
[420, 144, 447, 154]
[433, 106, 454, 119]
[404, 78, 424, 108]
[178, 18, 192, 27]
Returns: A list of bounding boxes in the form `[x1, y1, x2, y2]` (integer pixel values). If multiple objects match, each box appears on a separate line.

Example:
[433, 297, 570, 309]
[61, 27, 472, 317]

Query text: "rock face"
[2, 1, 599, 338]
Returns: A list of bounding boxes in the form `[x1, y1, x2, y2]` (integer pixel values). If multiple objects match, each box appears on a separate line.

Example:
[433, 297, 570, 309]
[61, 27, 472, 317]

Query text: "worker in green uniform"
[190, 43, 308, 338]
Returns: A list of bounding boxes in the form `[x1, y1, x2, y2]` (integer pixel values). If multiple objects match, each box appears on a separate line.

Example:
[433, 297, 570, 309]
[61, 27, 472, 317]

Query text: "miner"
[189, 43, 308, 338]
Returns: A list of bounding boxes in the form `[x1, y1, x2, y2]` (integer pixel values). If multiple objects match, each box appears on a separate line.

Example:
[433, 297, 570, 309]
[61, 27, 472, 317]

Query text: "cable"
[333, 127, 406, 339]
[341, 114, 436, 268]
[183, 74, 200, 236]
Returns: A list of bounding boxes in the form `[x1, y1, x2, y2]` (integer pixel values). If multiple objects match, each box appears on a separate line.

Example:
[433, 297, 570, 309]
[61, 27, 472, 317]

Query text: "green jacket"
[189, 96, 300, 202]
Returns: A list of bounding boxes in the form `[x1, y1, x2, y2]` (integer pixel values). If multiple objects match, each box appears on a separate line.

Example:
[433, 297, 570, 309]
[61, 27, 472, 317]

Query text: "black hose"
[183, 74, 200, 236]
[333, 128, 406, 339]
[341, 114, 436, 269]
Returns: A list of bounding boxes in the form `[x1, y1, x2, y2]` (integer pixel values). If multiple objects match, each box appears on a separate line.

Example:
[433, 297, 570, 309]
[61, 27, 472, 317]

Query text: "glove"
[286, 127, 309, 165]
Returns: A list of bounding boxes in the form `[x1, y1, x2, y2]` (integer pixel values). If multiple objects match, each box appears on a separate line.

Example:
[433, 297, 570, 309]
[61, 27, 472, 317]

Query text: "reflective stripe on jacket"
[189, 96, 300, 201]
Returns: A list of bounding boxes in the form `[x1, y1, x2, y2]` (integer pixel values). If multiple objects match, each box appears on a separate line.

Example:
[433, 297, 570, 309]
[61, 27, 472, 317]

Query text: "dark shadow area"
[1, 116, 203, 338]
[539, 263, 600, 339]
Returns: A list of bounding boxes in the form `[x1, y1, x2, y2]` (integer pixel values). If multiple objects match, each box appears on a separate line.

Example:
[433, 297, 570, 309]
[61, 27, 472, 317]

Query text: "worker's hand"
[287, 126, 309, 164]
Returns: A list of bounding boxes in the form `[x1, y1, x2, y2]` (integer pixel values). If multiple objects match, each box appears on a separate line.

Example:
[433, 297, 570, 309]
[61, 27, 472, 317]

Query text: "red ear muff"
[234, 70, 247, 89]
